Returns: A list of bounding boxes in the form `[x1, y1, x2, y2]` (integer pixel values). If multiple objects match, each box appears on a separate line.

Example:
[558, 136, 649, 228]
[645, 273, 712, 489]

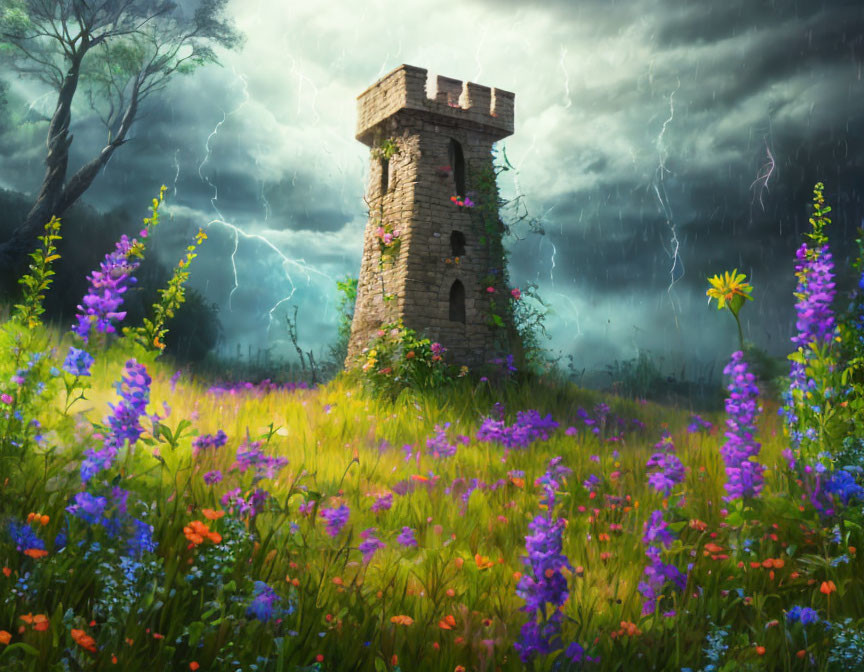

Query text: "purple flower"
[646, 438, 685, 496]
[642, 510, 675, 548]
[72, 235, 142, 342]
[476, 410, 559, 450]
[192, 430, 228, 457]
[720, 352, 765, 501]
[230, 439, 288, 483]
[687, 414, 713, 434]
[358, 527, 386, 563]
[780, 238, 837, 451]
[320, 504, 350, 537]
[426, 423, 458, 458]
[638, 510, 686, 616]
[515, 457, 574, 663]
[370, 492, 392, 513]
[67, 492, 108, 524]
[81, 360, 151, 482]
[203, 470, 223, 485]
[170, 369, 182, 392]
[63, 347, 94, 377]
[396, 526, 417, 547]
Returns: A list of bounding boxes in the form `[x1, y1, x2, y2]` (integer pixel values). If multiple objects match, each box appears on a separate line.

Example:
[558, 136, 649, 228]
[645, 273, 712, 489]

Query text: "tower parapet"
[356, 65, 514, 146]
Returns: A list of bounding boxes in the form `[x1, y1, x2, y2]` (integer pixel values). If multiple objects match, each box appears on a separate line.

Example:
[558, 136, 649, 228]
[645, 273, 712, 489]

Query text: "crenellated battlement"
[356, 64, 514, 146]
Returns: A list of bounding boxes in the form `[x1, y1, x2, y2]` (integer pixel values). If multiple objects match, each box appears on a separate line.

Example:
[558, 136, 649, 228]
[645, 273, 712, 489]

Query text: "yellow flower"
[706, 269, 753, 311]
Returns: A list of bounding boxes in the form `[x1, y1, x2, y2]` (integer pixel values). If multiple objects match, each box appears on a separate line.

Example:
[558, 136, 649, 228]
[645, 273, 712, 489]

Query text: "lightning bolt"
[199, 218, 334, 332]
[652, 78, 683, 308]
[172, 148, 181, 201]
[552, 292, 582, 335]
[749, 141, 775, 211]
[559, 45, 572, 109]
[473, 26, 489, 83]
[196, 67, 251, 309]
[191, 66, 335, 343]
[284, 52, 322, 124]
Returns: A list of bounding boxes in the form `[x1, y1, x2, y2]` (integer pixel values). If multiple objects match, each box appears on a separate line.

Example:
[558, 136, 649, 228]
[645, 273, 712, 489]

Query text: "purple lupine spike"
[720, 351, 764, 501]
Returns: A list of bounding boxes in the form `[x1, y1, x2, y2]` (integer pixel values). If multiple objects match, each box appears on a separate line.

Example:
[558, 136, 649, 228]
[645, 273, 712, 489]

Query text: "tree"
[0, 0, 243, 289]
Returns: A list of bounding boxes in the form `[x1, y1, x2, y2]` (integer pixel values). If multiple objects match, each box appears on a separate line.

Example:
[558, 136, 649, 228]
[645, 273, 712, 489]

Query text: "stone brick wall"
[346, 65, 515, 368]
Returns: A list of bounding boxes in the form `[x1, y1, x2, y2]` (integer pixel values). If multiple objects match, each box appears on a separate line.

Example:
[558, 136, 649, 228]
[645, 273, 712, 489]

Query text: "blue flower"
[62, 347, 94, 377]
[247, 581, 280, 622]
[787, 606, 820, 625]
[8, 521, 44, 552]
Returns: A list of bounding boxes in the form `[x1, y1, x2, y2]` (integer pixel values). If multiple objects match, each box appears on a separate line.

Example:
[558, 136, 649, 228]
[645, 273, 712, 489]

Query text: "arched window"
[448, 138, 466, 197]
[449, 279, 466, 323]
[380, 157, 389, 194]
[450, 230, 466, 257]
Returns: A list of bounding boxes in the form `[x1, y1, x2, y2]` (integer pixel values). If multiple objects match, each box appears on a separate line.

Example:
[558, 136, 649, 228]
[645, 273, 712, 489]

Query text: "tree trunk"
[0, 64, 140, 295]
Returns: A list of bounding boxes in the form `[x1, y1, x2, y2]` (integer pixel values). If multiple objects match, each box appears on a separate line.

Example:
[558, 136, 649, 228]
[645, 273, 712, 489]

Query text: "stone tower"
[346, 64, 515, 368]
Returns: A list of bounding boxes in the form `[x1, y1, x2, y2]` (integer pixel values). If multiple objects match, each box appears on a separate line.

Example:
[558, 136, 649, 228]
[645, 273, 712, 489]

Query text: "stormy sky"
[1, 0, 863, 380]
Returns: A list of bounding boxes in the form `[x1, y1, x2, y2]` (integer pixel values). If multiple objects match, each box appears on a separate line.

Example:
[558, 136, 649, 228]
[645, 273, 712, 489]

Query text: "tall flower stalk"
[780, 182, 839, 464]
[720, 351, 765, 501]
[514, 457, 593, 665]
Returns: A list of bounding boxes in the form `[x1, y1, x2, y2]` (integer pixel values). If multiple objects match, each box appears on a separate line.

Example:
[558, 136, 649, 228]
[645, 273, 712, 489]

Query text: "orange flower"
[455, 665, 466, 671]
[411, 474, 429, 482]
[23, 548, 48, 559]
[190, 663, 200, 671]
[0, 631, 11, 645]
[704, 543, 724, 554]
[184, 520, 221, 546]
[756, 646, 766, 656]
[689, 519, 708, 531]
[32, 614, 49, 632]
[71, 628, 97, 653]
[202, 508, 224, 520]
[510, 477, 525, 488]
[19, 614, 33, 624]
[454, 557, 464, 570]
[820, 580, 837, 595]
[2, 567, 10, 577]
[390, 615, 414, 626]
[40, 515, 50, 526]
[438, 614, 456, 630]
[474, 554, 494, 570]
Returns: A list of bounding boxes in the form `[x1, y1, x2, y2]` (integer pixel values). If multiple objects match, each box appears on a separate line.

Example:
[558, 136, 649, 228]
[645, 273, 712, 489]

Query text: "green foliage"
[11, 216, 61, 331]
[328, 275, 357, 367]
[371, 137, 400, 161]
[349, 321, 464, 397]
[123, 210, 208, 355]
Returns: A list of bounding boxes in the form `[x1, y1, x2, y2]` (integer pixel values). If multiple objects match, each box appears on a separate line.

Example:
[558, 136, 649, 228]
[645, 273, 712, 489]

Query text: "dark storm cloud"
[1, 0, 863, 373]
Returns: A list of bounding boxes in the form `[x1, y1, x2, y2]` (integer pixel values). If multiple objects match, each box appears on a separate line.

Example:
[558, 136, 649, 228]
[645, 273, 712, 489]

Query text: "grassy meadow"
[0, 184, 863, 671]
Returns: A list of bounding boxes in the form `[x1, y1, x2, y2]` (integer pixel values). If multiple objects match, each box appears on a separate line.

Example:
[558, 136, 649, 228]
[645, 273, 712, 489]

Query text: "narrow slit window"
[380, 157, 389, 194]
[448, 138, 466, 197]
[449, 279, 466, 323]
[450, 230, 466, 257]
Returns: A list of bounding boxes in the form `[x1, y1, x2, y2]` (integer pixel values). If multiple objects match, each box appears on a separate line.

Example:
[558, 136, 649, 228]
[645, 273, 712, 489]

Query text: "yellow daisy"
[706, 269, 753, 311]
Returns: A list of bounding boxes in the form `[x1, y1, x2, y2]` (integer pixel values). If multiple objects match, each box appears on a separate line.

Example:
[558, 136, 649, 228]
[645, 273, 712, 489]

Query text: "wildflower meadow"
[1, 182, 863, 672]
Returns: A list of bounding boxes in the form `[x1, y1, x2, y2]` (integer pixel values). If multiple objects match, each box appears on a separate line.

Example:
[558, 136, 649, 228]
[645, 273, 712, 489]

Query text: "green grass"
[2, 327, 862, 671]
